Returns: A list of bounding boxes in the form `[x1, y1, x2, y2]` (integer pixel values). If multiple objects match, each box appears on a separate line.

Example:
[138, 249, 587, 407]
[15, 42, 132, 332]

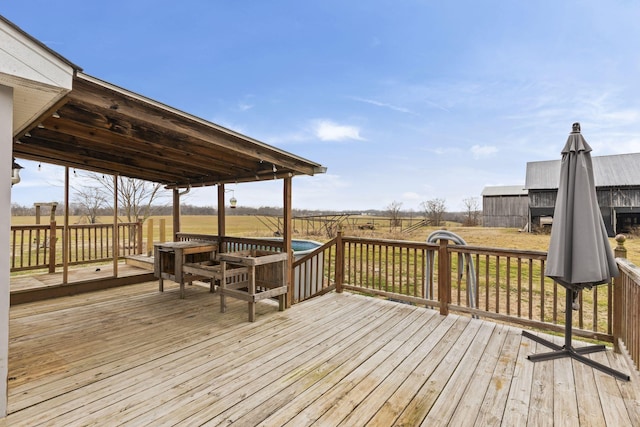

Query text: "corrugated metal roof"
[525, 152, 640, 189]
[481, 185, 528, 196]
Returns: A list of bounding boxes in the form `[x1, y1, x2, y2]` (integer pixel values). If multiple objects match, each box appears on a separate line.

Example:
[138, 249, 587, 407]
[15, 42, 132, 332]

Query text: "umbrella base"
[522, 331, 629, 381]
[522, 283, 630, 382]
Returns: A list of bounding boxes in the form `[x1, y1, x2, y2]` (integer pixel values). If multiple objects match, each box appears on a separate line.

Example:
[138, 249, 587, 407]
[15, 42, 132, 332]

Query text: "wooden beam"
[42, 105, 259, 172]
[218, 185, 226, 242]
[283, 177, 293, 308]
[112, 175, 119, 277]
[172, 189, 180, 242]
[68, 77, 322, 175]
[63, 166, 69, 284]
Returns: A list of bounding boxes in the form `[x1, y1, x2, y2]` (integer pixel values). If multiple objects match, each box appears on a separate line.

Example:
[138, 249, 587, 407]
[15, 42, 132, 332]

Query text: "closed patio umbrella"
[545, 122, 619, 285]
[522, 122, 628, 381]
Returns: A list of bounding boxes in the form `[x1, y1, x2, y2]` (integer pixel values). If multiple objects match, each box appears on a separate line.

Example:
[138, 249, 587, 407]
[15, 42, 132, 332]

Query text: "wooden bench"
[182, 261, 248, 293]
[217, 250, 289, 322]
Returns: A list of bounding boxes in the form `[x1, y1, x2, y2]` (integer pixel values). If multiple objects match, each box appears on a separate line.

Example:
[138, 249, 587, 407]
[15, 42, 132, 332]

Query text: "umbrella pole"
[522, 282, 630, 381]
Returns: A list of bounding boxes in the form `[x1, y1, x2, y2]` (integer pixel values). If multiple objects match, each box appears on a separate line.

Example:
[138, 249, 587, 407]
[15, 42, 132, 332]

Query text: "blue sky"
[5, 1, 640, 212]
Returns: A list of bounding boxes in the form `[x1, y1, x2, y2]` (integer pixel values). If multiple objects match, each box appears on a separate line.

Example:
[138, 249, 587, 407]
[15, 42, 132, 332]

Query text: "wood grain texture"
[6, 282, 640, 426]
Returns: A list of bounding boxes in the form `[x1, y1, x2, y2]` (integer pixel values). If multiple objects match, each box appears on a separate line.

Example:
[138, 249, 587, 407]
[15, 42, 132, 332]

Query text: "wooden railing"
[113, 229, 640, 371]
[291, 240, 337, 303]
[306, 233, 618, 344]
[175, 233, 285, 254]
[445, 244, 613, 342]
[10, 222, 143, 273]
[340, 235, 439, 306]
[11, 224, 57, 272]
[614, 258, 640, 371]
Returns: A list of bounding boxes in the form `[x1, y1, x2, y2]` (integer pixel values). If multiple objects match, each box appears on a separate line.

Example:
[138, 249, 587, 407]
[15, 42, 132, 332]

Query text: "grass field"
[12, 214, 640, 265]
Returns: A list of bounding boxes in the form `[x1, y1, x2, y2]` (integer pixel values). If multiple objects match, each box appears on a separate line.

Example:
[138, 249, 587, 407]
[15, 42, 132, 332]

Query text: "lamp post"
[11, 158, 23, 186]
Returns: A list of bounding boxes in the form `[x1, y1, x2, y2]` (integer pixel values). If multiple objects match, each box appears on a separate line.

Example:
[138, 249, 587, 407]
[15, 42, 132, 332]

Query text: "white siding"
[0, 17, 75, 134]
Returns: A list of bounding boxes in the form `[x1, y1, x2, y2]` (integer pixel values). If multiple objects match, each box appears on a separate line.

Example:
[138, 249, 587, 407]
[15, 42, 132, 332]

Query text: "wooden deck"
[10, 263, 150, 293]
[9, 257, 155, 304]
[7, 280, 640, 426]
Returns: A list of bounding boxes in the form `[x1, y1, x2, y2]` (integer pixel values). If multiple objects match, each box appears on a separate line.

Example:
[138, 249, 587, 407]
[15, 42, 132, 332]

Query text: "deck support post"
[283, 177, 293, 308]
[172, 188, 180, 242]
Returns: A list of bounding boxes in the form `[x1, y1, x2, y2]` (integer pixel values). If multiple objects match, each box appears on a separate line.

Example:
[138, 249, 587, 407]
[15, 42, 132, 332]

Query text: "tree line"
[387, 197, 482, 227]
[12, 173, 482, 226]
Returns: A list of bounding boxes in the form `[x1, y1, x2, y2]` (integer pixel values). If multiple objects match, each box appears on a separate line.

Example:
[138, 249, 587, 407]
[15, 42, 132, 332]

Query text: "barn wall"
[482, 195, 529, 228]
[528, 188, 640, 237]
[597, 187, 640, 208]
[528, 190, 557, 208]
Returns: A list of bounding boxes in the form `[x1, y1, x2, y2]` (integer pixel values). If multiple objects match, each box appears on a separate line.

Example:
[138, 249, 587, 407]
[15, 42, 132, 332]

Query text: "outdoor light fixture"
[226, 189, 238, 208]
[11, 158, 23, 186]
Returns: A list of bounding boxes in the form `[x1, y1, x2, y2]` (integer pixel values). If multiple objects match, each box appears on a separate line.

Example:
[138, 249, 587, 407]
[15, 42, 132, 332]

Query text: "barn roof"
[525, 152, 640, 190]
[481, 185, 528, 197]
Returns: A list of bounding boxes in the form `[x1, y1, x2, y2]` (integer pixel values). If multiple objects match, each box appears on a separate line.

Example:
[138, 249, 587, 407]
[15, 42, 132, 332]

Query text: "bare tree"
[72, 185, 108, 224]
[421, 198, 447, 227]
[462, 196, 481, 226]
[79, 173, 167, 223]
[387, 200, 403, 228]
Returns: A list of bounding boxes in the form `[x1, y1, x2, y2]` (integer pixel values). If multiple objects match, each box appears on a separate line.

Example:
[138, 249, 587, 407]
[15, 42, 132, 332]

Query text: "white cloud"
[350, 97, 417, 115]
[237, 102, 254, 112]
[313, 120, 365, 142]
[471, 144, 498, 158]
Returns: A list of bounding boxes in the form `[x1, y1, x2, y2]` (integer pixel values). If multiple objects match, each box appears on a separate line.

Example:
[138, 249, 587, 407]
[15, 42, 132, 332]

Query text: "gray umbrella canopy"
[544, 123, 619, 285]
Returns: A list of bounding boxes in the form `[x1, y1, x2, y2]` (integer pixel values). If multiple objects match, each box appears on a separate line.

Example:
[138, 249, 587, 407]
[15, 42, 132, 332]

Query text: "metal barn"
[525, 152, 640, 236]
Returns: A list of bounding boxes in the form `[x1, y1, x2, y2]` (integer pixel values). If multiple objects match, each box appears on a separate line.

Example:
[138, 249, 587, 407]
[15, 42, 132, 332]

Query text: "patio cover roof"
[12, 72, 326, 188]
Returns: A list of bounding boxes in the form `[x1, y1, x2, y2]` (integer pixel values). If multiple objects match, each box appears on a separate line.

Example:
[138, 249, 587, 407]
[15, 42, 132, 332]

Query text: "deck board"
[10, 262, 149, 293]
[7, 281, 640, 426]
[446, 324, 506, 426]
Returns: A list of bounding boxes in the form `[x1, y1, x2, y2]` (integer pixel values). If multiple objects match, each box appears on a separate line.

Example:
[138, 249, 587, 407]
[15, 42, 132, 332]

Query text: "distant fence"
[10, 221, 143, 273]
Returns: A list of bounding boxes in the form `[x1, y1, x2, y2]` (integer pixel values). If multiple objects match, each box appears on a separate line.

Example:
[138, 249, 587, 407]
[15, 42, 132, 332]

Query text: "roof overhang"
[0, 16, 79, 134]
[13, 72, 326, 188]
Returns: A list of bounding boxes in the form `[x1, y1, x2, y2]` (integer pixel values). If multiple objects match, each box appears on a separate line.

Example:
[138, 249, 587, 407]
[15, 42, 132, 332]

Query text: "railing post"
[438, 238, 450, 315]
[613, 272, 622, 353]
[136, 220, 143, 254]
[335, 231, 344, 293]
[614, 234, 627, 259]
[159, 218, 166, 244]
[146, 218, 154, 256]
[613, 234, 626, 352]
[48, 221, 57, 273]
